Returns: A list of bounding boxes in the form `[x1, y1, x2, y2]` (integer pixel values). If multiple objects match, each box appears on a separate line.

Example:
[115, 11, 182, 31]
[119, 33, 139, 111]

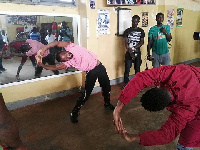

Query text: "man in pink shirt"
[113, 64, 200, 150]
[26, 39, 59, 78]
[14, 39, 59, 80]
[36, 41, 115, 123]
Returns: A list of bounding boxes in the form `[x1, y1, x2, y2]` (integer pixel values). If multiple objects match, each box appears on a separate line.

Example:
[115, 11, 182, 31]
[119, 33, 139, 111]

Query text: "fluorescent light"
[59, 0, 73, 2]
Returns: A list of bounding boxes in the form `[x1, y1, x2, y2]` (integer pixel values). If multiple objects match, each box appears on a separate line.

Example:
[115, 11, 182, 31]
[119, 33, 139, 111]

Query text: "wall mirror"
[0, 12, 80, 85]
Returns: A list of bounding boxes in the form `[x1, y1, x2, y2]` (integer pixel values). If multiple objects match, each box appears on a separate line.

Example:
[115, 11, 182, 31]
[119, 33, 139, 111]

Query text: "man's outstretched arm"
[147, 37, 154, 61]
[37, 62, 67, 71]
[113, 101, 124, 133]
[36, 41, 70, 60]
[36, 41, 71, 64]
[113, 101, 140, 143]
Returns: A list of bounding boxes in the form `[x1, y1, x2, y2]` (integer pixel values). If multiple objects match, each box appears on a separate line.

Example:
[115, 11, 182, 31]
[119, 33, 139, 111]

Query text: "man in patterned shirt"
[123, 15, 145, 86]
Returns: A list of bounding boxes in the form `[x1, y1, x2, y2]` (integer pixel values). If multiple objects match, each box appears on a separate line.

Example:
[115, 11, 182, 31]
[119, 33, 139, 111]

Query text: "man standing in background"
[29, 27, 40, 41]
[45, 29, 56, 44]
[123, 15, 145, 86]
[58, 21, 73, 42]
[1, 30, 9, 45]
[147, 13, 172, 67]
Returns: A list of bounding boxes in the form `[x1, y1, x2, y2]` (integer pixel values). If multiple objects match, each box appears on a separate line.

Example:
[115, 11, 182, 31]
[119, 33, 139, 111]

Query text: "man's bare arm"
[160, 27, 172, 42]
[38, 63, 67, 71]
[38, 41, 70, 55]
[134, 38, 144, 49]
[125, 37, 130, 50]
[147, 37, 154, 61]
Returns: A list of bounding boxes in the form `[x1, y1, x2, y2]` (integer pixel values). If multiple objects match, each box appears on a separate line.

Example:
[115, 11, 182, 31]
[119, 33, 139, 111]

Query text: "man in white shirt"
[1, 30, 9, 44]
[45, 29, 56, 44]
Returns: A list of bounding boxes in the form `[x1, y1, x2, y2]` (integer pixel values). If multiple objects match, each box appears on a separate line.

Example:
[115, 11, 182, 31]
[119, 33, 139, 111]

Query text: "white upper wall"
[158, 0, 200, 11]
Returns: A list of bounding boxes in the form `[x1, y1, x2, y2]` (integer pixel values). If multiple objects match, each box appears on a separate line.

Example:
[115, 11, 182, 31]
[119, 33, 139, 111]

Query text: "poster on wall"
[89, 0, 95, 9]
[142, 12, 148, 27]
[107, 0, 156, 5]
[7, 15, 37, 25]
[97, 9, 110, 35]
[176, 8, 184, 27]
[167, 8, 175, 29]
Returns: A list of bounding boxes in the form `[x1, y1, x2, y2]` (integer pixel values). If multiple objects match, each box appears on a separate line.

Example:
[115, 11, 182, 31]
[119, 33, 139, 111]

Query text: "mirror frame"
[0, 11, 81, 87]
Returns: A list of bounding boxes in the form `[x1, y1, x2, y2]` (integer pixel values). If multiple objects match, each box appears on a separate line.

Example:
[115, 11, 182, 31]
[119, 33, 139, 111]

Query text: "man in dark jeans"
[36, 41, 115, 124]
[123, 15, 145, 86]
[26, 39, 59, 79]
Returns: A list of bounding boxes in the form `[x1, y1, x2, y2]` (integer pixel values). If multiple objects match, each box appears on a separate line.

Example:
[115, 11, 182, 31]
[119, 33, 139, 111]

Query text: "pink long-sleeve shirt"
[62, 43, 98, 71]
[26, 39, 49, 57]
[119, 64, 200, 146]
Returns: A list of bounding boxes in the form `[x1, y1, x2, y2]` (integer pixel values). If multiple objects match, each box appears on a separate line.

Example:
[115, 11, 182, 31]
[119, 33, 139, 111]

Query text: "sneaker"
[16, 75, 20, 81]
[122, 83, 127, 89]
[104, 102, 115, 110]
[0, 68, 6, 71]
[70, 109, 80, 123]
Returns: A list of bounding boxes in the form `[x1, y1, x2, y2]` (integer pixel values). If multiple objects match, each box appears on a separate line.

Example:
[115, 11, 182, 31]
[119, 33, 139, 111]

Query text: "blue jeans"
[177, 143, 193, 150]
[124, 51, 141, 84]
[152, 52, 170, 68]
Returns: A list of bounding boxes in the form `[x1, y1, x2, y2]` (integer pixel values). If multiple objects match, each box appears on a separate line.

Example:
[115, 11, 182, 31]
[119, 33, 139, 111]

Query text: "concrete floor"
[10, 62, 200, 150]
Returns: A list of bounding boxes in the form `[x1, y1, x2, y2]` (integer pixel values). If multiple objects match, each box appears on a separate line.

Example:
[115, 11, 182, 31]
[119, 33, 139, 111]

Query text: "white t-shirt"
[2, 35, 8, 44]
[45, 34, 56, 44]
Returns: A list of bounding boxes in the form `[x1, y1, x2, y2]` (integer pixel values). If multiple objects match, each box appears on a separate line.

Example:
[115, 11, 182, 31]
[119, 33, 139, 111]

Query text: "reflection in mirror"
[0, 14, 79, 85]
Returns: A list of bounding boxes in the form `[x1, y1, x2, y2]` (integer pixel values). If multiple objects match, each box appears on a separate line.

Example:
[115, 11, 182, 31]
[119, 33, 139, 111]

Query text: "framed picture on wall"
[107, 0, 156, 5]
[116, 8, 132, 36]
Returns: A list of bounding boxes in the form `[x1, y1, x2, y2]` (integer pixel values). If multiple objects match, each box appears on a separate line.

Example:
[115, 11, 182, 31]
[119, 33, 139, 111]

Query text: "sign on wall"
[176, 8, 184, 27]
[97, 9, 110, 35]
[107, 0, 156, 5]
[89, 0, 95, 9]
[167, 8, 175, 29]
[142, 12, 148, 27]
